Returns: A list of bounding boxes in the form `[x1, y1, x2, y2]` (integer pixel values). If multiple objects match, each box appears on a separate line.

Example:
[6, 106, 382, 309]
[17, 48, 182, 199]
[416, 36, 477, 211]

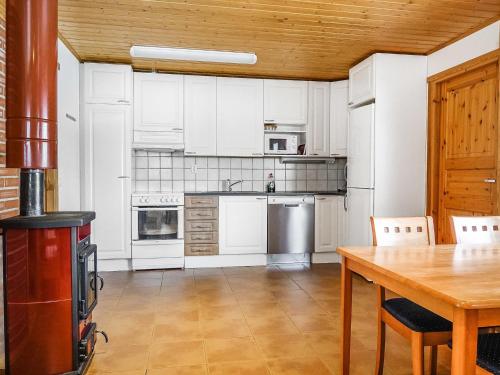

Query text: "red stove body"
[1, 212, 98, 374]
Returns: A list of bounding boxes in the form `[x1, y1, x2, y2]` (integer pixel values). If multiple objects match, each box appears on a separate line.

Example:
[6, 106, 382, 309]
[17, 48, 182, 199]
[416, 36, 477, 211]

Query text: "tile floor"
[89, 264, 452, 374]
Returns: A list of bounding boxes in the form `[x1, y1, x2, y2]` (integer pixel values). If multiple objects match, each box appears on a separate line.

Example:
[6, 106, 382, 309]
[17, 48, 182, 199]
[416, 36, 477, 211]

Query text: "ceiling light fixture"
[130, 46, 257, 65]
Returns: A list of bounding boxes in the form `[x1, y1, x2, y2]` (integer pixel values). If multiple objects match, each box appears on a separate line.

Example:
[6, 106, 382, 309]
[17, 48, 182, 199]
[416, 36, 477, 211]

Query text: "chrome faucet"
[223, 179, 243, 192]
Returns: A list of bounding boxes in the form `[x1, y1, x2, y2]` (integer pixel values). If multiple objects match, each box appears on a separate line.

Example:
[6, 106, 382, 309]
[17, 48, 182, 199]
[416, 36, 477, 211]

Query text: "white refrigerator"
[346, 104, 375, 246]
[344, 54, 428, 247]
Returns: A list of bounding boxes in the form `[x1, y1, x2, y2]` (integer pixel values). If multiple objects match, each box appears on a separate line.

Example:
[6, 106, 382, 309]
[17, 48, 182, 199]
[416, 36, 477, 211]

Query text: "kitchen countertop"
[184, 190, 346, 196]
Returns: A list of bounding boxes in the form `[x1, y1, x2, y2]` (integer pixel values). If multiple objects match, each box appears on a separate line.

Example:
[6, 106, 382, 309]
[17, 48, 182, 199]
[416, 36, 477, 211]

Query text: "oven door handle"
[132, 207, 182, 211]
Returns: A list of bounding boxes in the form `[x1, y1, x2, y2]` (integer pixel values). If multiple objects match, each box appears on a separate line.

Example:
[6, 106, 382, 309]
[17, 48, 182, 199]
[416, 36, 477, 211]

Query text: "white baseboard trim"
[311, 252, 341, 264]
[185, 254, 267, 268]
[132, 257, 184, 270]
[98, 258, 132, 272]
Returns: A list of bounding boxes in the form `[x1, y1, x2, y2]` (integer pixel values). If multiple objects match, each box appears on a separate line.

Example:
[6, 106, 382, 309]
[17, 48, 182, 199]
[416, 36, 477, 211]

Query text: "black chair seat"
[382, 298, 452, 333]
[448, 333, 500, 374]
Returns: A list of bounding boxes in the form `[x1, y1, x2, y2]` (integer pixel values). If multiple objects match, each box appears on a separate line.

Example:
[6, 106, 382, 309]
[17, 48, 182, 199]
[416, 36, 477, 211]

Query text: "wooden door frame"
[426, 49, 500, 239]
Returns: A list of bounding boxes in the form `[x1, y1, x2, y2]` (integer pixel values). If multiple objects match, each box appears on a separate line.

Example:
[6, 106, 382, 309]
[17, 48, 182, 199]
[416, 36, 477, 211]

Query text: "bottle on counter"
[267, 173, 276, 193]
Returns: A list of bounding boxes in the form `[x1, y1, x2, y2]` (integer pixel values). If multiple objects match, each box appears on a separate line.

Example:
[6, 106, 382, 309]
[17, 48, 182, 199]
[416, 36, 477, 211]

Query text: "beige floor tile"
[204, 338, 264, 363]
[153, 320, 202, 342]
[149, 340, 205, 369]
[90, 345, 149, 373]
[246, 316, 300, 336]
[200, 318, 251, 339]
[289, 314, 337, 332]
[208, 360, 270, 375]
[266, 357, 332, 375]
[147, 365, 208, 375]
[303, 331, 339, 356]
[254, 334, 315, 359]
[199, 305, 244, 320]
[239, 302, 288, 319]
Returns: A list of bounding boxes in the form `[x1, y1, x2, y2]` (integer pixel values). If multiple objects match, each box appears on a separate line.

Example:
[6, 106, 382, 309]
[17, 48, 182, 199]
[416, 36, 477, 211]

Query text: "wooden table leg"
[451, 307, 478, 375]
[340, 256, 353, 375]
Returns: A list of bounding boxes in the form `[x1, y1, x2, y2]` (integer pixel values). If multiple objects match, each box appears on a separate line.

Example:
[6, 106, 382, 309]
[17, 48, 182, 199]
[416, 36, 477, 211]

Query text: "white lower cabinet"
[314, 195, 346, 253]
[219, 196, 268, 254]
[82, 104, 132, 260]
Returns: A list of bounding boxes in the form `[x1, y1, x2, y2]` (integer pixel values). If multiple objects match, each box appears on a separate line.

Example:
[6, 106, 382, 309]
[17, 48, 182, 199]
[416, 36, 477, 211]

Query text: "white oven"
[264, 133, 298, 155]
[131, 193, 184, 270]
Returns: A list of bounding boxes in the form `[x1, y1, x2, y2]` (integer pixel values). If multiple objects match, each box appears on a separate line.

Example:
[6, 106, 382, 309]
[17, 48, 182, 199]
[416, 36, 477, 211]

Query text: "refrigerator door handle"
[344, 193, 348, 211]
[344, 164, 348, 181]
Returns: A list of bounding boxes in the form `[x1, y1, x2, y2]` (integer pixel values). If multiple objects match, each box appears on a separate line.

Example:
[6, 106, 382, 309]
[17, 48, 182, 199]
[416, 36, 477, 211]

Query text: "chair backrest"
[370, 216, 436, 246]
[450, 216, 500, 244]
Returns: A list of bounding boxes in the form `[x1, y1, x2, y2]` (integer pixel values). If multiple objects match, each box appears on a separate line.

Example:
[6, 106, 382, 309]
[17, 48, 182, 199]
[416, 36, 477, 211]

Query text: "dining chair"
[450, 215, 500, 375]
[370, 216, 453, 375]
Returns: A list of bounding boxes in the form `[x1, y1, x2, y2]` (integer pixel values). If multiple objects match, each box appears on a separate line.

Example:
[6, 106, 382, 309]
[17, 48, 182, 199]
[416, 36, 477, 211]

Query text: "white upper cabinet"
[307, 81, 330, 156]
[184, 76, 217, 156]
[217, 77, 264, 157]
[263, 79, 308, 125]
[134, 72, 184, 132]
[219, 196, 268, 255]
[83, 63, 132, 105]
[348, 55, 375, 107]
[329, 80, 349, 156]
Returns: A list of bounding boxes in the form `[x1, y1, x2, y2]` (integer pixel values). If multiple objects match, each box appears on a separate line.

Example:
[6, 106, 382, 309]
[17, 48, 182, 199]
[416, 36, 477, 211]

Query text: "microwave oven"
[264, 133, 298, 155]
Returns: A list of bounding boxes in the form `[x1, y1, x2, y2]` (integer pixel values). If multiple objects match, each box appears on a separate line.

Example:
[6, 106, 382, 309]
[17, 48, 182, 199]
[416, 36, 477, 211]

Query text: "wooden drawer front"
[185, 231, 218, 244]
[185, 220, 218, 232]
[185, 244, 218, 256]
[185, 196, 218, 208]
[185, 208, 217, 221]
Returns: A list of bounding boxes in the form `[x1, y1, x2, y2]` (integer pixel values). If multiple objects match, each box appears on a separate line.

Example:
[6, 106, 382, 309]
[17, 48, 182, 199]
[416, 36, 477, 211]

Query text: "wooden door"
[437, 61, 499, 243]
[314, 196, 339, 252]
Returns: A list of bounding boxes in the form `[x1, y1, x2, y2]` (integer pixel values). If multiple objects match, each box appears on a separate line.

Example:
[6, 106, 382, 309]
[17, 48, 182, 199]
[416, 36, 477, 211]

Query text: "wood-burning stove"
[1, 213, 106, 374]
[1, 0, 107, 373]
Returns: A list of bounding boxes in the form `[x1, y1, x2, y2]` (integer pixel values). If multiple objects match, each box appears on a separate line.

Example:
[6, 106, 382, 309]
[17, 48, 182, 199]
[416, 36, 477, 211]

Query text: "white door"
[347, 104, 375, 189]
[348, 55, 375, 107]
[263, 79, 308, 124]
[217, 77, 264, 157]
[184, 75, 217, 156]
[219, 196, 268, 254]
[330, 81, 349, 157]
[83, 63, 132, 105]
[346, 188, 374, 246]
[134, 72, 184, 132]
[57, 40, 80, 211]
[307, 81, 330, 156]
[314, 196, 339, 252]
[83, 104, 131, 259]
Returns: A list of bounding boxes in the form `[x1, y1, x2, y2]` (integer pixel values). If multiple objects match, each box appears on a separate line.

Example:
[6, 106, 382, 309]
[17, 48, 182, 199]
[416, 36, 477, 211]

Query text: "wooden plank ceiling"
[6, 1, 500, 80]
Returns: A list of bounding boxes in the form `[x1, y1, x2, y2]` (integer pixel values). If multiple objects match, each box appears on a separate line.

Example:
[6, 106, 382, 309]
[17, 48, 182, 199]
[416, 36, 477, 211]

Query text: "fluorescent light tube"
[130, 46, 257, 65]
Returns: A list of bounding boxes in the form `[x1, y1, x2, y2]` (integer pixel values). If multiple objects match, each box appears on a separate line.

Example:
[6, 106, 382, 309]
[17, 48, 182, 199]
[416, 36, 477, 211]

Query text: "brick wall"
[0, 19, 19, 219]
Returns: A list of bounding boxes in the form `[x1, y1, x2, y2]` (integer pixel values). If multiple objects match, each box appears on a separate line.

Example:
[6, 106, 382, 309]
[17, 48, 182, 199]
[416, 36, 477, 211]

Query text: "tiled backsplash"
[133, 151, 347, 193]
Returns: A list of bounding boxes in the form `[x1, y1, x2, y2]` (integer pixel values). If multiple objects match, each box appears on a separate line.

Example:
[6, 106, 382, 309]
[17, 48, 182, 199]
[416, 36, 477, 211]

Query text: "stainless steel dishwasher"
[268, 196, 315, 254]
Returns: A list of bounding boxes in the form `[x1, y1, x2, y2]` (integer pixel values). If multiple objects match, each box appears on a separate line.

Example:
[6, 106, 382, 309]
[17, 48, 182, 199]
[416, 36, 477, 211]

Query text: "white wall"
[428, 21, 500, 76]
[57, 40, 81, 210]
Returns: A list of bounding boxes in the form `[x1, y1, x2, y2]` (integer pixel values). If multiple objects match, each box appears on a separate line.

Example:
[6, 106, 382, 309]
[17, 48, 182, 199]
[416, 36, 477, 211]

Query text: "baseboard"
[97, 258, 132, 271]
[311, 252, 341, 264]
[185, 254, 267, 268]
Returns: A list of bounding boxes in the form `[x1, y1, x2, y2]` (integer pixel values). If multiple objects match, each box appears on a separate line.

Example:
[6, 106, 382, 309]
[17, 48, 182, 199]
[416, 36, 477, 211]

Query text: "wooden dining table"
[337, 243, 500, 375]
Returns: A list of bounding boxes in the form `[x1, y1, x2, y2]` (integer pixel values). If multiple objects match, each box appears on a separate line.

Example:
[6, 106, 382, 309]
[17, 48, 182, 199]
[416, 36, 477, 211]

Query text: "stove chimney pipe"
[6, 0, 58, 216]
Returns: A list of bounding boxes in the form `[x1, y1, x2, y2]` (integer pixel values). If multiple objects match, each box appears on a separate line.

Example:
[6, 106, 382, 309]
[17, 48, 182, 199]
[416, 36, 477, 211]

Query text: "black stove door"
[78, 244, 98, 319]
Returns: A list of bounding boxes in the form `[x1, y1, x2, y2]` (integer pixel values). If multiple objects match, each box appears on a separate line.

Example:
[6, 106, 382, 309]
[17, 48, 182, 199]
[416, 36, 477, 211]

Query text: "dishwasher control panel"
[268, 196, 315, 205]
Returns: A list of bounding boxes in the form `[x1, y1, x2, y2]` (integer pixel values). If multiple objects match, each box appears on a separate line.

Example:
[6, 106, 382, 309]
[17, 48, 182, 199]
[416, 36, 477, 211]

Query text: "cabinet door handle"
[117, 176, 130, 179]
[316, 197, 326, 200]
[172, 128, 183, 131]
[484, 179, 496, 183]
[256, 197, 267, 200]
[185, 151, 196, 155]
[310, 153, 319, 156]
[117, 99, 129, 104]
[252, 153, 263, 156]
[264, 119, 275, 123]
[65, 113, 77, 122]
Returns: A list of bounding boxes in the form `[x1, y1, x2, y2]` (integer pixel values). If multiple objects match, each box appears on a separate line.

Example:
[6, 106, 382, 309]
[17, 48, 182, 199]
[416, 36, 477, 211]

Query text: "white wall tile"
[184, 157, 196, 168]
[208, 181, 218, 191]
[149, 169, 160, 180]
[184, 169, 196, 181]
[196, 157, 208, 168]
[242, 169, 253, 180]
[173, 156, 184, 168]
[160, 156, 172, 168]
[196, 169, 208, 180]
[173, 169, 184, 180]
[241, 159, 253, 169]
[219, 158, 230, 168]
[253, 169, 264, 180]
[264, 158, 274, 169]
[207, 157, 218, 168]
[242, 181, 253, 191]
[230, 158, 242, 169]
[196, 180, 208, 192]
[173, 181, 184, 192]
[207, 169, 219, 181]
[219, 169, 230, 180]
[185, 181, 196, 192]
[149, 181, 160, 191]
[231, 169, 242, 180]
[275, 170, 286, 181]
[253, 158, 264, 169]
[276, 181, 286, 191]
[161, 169, 172, 180]
[136, 180, 148, 192]
[136, 157, 148, 169]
